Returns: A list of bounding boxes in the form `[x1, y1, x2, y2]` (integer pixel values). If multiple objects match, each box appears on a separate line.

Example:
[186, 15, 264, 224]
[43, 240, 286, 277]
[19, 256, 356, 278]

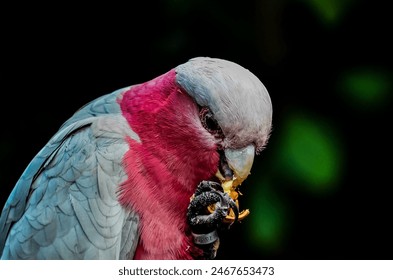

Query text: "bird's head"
[176, 57, 272, 187]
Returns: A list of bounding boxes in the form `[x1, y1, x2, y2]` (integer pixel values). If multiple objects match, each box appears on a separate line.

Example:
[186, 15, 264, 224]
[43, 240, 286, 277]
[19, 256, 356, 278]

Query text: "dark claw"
[187, 180, 239, 231]
[187, 180, 240, 259]
[187, 190, 224, 229]
[193, 180, 221, 196]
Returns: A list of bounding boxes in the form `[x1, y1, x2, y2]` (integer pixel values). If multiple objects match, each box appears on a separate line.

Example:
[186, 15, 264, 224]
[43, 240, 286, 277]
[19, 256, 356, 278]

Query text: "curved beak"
[214, 144, 255, 223]
[216, 144, 255, 187]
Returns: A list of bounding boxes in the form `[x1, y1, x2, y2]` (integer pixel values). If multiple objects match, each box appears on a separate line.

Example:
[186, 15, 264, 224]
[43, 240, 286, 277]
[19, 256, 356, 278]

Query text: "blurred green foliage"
[248, 180, 286, 252]
[298, 0, 354, 26]
[339, 69, 391, 109]
[276, 113, 342, 193]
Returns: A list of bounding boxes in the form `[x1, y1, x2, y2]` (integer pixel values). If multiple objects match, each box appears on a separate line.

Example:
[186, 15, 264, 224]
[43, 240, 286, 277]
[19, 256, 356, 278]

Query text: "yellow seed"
[221, 180, 234, 194]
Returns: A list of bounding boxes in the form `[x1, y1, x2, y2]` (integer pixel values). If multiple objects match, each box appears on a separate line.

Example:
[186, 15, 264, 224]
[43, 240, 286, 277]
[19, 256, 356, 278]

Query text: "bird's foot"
[188, 180, 239, 229]
[187, 180, 239, 258]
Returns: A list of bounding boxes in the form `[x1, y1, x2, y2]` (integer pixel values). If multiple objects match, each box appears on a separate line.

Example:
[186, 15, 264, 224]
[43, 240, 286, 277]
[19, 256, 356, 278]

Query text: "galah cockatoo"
[0, 57, 272, 259]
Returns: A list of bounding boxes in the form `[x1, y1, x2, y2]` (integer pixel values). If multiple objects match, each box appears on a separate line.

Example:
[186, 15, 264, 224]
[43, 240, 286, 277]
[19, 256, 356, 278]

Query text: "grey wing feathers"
[0, 87, 140, 259]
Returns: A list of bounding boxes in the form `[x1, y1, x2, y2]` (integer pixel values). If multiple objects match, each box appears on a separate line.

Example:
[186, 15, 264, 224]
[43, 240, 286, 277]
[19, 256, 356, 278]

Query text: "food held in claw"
[207, 177, 250, 223]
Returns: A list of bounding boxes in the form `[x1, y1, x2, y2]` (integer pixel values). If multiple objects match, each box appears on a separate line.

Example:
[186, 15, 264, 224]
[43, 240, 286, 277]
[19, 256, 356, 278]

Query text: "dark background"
[1, 0, 391, 259]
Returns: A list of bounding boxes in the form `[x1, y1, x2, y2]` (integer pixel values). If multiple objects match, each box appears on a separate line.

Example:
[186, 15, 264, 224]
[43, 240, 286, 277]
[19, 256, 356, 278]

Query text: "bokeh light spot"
[339, 69, 391, 109]
[298, 0, 353, 26]
[277, 113, 342, 193]
[248, 182, 285, 252]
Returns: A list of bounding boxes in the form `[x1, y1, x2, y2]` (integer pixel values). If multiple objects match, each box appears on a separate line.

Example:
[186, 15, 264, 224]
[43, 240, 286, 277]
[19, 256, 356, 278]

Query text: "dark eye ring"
[199, 107, 222, 135]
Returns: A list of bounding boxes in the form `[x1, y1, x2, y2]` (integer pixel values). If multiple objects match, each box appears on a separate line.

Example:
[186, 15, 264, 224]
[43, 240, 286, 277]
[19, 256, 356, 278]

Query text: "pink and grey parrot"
[0, 57, 272, 259]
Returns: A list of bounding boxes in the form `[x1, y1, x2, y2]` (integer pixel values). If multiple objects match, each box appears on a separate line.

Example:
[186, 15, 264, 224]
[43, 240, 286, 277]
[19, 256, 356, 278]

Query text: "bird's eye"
[199, 107, 223, 136]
